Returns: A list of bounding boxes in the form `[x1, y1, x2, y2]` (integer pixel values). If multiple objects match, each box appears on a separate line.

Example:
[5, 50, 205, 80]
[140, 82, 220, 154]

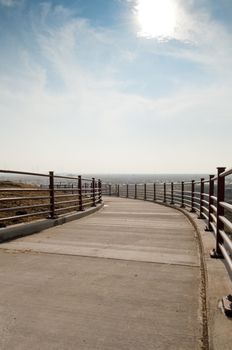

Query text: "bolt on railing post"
[206, 175, 214, 231]
[190, 180, 195, 212]
[135, 184, 137, 199]
[144, 183, 147, 200]
[49, 171, 55, 219]
[170, 182, 174, 204]
[98, 179, 102, 203]
[109, 184, 112, 196]
[127, 184, 129, 198]
[153, 183, 156, 201]
[163, 183, 166, 203]
[92, 177, 96, 207]
[210, 167, 226, 258]
[181, 181, 185, 208]
[198, 178, 204, 219]
[78, 175, 84, 211]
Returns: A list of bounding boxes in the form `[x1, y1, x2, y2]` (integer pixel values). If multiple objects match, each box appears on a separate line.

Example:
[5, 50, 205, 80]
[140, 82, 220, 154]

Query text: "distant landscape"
[1, 173, 232, 185]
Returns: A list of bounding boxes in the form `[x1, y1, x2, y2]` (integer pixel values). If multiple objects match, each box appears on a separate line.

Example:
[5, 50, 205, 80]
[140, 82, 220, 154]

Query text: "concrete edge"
[0, 202, 104, 244]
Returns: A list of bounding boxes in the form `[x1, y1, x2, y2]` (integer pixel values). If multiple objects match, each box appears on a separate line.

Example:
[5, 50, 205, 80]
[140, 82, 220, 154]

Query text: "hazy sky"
[0, 0, 232, 174]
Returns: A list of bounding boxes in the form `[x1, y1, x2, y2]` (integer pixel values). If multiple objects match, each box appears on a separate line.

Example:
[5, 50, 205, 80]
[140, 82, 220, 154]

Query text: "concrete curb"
[0, 203, 104, 243]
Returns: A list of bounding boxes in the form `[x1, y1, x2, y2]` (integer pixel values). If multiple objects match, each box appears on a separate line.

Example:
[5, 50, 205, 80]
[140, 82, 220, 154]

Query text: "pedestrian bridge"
[0, 196, 209, 349]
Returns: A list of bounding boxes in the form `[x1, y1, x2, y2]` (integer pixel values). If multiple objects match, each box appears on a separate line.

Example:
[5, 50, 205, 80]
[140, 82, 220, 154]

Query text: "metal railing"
[0, 170, 102, 227]
[102, 166, 232, 316]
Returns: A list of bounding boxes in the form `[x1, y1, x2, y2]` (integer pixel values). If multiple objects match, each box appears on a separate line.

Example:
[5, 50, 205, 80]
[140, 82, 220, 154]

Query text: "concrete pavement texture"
[0, 197, 203, 349]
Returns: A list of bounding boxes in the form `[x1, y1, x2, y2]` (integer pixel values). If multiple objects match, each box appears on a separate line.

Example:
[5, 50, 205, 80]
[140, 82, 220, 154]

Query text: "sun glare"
[136, 0, 177, 40]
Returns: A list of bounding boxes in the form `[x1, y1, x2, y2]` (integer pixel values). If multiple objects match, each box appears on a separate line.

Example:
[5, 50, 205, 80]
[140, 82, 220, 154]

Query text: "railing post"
[117, 184, 120, 197]
[135, 184, 137, 199]
[206, 175, 214, 231]
[170, 182, 174, 204]
[210, 167, 226, 258]
[198, 178, 204, 219]
[190, 180, 195, 212]
[144, 183, 147, 200]
[181, 181, 185, 208]
[92, 177, 96, 207]
[153, 183, 156, 201]
[49, 171, 55, 219]
[127, 184, 129, 198]
[109, 184, 112, 196]
[98, 179, 102, 203]
[85, 182, 87, 194]
[78, 175, 84, 211]
[163, 183, 166, 203]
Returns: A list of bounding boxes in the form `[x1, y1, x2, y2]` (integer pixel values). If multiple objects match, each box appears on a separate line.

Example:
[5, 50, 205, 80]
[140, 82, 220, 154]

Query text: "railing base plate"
[222, 295, 232, 317]
[210, 248, 223, 259]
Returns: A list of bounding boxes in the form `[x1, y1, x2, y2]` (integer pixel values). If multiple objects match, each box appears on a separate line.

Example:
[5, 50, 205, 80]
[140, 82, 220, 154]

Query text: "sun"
[136, 0, 177, 40]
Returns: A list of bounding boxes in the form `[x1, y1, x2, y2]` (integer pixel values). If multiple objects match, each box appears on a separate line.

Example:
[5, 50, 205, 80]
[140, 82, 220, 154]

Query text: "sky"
[0, 0, 232, 174]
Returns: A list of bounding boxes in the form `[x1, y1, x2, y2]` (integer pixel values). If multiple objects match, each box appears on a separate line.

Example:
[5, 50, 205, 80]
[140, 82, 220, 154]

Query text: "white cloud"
[0, 2, 232, 172]
[0, 0, 20, 6]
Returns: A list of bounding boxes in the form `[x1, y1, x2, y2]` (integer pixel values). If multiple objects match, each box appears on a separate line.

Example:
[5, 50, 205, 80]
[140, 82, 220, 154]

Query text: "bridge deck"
[0, 197, 202, 349]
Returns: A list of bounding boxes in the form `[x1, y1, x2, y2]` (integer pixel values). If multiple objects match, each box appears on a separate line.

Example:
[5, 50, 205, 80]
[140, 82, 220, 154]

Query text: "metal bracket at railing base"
[222, 295, 232, 317]
[210, 248, 224, 259]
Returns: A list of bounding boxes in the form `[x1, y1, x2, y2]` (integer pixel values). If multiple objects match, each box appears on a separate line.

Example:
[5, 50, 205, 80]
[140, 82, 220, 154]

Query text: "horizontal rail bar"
[0, 203, 50, 212]
[219, 216, 232, 233]
[55, 199, 80, 206]
[210, 222, 217, 236]
[202, 212, 208, 220]
[220, 202, 232, 213]
[55, 205, 79, 213]
[0, 188, 49, 192]
[0, 169, 49, 177]
[219, 167, 232, 178]
[219, 243, 232, 273]
[0, 195, 50, 201]
[210, 213, 217, 223]
[202, 206, 209, 213]
[210, 204, 217, 213]
[0, 210, 50, 222]
[219, 229, 232, 255]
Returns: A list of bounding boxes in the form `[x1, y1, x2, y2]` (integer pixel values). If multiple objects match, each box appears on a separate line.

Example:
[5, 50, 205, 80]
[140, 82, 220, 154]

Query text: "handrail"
[0, 170, 102, 226]
[0, 169, 49, 177]
[102, 165, 232, 316]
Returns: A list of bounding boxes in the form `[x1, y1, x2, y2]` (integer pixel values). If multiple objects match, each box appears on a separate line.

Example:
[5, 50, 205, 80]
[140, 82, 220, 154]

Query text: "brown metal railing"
[0, 170, 102, 227]
[102, 165, 232, 316]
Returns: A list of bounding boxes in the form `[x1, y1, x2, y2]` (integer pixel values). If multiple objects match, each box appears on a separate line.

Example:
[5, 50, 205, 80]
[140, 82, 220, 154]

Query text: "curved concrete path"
[0, 197, 202, 349]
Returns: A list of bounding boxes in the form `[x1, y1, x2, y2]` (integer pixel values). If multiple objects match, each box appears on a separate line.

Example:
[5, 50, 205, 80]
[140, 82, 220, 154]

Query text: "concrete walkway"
[0, 197, 202, 350]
